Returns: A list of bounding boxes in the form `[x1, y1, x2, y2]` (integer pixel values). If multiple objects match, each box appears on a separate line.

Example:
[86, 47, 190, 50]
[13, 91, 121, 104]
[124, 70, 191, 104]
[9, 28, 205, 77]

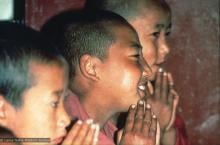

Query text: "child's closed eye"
[51, 101, 59, 108]
[132, 54, 141, 60]
[134, 54, 140, 58]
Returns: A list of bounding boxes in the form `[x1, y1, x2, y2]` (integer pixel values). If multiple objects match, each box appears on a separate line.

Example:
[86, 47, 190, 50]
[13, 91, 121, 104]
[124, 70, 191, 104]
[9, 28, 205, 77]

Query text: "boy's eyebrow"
[155, 24, 164, 29]
[155, 23, 172, 29]
[168, 23, 172, 29]
[53, 89, 65, 98]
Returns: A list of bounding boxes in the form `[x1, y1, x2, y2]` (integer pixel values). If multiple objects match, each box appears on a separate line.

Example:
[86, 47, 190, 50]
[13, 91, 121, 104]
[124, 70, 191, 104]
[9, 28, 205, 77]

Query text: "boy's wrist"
[161, 127, 176, 145]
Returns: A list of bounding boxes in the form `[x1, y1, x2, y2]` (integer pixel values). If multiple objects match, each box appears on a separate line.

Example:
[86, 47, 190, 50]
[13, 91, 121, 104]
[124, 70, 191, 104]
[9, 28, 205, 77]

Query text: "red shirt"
[65, 92, 117, 145]
[175, 114, 191, 145]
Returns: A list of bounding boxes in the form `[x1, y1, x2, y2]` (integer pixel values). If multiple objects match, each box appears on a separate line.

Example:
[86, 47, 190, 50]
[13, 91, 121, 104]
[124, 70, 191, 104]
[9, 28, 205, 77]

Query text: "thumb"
[147, 81, 154, 95]
[116, 129, 123, 145]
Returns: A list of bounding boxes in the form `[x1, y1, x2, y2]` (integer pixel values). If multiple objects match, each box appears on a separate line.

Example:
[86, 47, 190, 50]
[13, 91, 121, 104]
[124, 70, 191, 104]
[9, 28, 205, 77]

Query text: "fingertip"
[130, 104, 136, 109]
[163, 72, 167, 76]
[91, 123, 96, 129]
[138, 100, 144, 105]
[146, 103, 151, 109]
[151, 114, 157, 122]
[77, 120, 83, 125]
[86, 119, 94, 124]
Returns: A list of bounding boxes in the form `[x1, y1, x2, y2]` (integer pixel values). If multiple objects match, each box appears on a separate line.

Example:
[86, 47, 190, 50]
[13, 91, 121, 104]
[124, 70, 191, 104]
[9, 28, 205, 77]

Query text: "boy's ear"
[0, 95, 7, 126]
[0, 96, 6, 118]
[79, 54, 101, 81]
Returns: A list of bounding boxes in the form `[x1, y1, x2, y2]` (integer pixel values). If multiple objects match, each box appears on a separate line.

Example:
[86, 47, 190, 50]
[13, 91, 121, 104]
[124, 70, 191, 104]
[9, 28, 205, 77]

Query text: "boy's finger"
[149, 115, 157, 138]
[82, 123, 96, 145]
[72, 119, 93, 145]
[167, 83, 174, 106]
[167, 73, 174, 106]
[62, 120, 82, 144]
[133, 100, 145, 132]
[168, 92, 173, 106]
[167, 72, 174, 86]
[147, 81, 154, 95]
[142, 104, 152, 136]
[166, 90, 179, 131]
[116, 129, 123, 145]
[161, 72, 168, 103]
[124, 104, 136, 133]
[155, 68, 163, 100]
[145, 81, 153, 103]
[93, 124, 100, 145]
[155, 121, 161, 145]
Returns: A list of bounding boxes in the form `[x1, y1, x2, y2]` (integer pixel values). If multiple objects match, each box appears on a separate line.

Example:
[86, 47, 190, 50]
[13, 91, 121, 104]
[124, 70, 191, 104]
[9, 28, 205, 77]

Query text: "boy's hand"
[118, 100, 160, 145]
[145, 68, 179, 131]
[62, 119, 99, 145]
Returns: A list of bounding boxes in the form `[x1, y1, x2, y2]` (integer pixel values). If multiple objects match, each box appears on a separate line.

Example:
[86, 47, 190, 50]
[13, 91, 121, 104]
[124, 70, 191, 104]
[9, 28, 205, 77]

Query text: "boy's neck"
[79, 95, 116, 128]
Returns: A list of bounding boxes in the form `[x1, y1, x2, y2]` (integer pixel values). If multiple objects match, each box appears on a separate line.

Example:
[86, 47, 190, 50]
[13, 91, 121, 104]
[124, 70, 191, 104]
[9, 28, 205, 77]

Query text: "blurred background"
[0, 0, 219, 144]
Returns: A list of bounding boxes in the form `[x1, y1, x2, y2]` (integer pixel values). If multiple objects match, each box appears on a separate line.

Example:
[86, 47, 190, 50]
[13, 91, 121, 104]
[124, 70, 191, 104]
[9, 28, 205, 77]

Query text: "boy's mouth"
[51, 134, 66, 145]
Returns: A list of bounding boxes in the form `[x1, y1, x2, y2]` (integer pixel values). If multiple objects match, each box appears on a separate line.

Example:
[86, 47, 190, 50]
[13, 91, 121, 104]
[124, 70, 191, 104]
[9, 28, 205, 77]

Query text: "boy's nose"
[58, 105, 71, 128]
[157, 36, 170, 64]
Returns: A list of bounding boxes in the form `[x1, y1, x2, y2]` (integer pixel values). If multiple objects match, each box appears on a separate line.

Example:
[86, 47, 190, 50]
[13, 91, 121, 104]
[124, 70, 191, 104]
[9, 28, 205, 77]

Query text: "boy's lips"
[51, 134, 66, 145]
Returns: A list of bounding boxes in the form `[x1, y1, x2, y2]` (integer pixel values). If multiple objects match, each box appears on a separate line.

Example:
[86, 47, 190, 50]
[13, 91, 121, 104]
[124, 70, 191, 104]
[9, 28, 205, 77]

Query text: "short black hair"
[41, 10, 136, 81]
[0, 22, 66, 108]
[85, 0, 171, 20]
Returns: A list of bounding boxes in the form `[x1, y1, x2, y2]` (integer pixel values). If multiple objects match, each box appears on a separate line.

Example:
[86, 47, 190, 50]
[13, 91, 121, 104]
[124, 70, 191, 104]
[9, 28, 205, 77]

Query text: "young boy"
[0, 22, 99, 145]
[42, 10, 160, 145]
[87, 0, 190, 145]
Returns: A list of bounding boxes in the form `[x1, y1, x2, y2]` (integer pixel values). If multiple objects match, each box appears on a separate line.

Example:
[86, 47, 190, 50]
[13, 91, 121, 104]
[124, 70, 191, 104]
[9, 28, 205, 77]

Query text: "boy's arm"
[161, 127, 176, 145]
[161, 114, 191, 145]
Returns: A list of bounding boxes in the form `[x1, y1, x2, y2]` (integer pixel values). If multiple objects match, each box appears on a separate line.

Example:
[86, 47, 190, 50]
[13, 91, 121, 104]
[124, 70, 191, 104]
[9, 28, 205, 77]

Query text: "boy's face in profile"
[7, 63, 70, 145]
[97, 25, 148, 111]
[130, 6, 171, 80]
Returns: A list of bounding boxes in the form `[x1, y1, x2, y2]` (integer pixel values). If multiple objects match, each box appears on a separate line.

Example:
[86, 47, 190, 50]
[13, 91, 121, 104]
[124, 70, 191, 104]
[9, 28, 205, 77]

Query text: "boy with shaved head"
[0, 22, 100, 145]
[42, 10, 161, 145]
[86, 0, 190, 145]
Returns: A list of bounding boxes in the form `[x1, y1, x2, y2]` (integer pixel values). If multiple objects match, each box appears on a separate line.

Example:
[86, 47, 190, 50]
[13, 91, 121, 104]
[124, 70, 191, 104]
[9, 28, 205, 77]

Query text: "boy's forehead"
[28, 61, 64, 83]
[114, 24, 140, 42]
[109, 25, 142, 52]
[137, 0, 171, 17]
[135, 5, 171, 29]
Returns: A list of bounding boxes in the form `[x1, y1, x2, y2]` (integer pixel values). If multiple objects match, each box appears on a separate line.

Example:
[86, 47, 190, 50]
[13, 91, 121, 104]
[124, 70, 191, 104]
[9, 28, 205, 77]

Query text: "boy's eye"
[133, 54, 141, 59]
[165, 31, 171, 36]
[51, 101, 59, 108]
[132, 54, 142, 65]
[152, 32, 160, 38]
